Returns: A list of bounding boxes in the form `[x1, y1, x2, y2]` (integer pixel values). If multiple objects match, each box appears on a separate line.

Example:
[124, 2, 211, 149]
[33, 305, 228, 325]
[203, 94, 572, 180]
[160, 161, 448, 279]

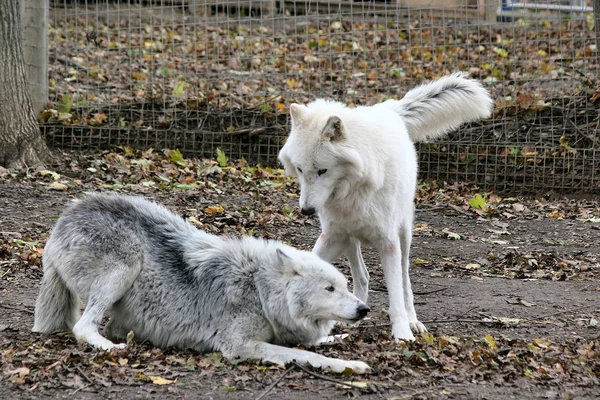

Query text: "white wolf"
[32, 194, 371, 373]
[278, 73, 493, 340]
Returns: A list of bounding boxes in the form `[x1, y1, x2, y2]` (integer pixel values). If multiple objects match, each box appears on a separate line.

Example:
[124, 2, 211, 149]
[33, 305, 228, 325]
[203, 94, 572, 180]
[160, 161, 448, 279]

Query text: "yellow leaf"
[421, 331, 435, 345]
[531, 338, 553, 349]
[484, 334, 497, 351]
[342, 381, 370, 388]
[287, 78, 298, 88]
[40, 170, 61, 180]
[48, 182, 68, 191]
[149, 376, 175, 385]
[205, 205, 224, 215]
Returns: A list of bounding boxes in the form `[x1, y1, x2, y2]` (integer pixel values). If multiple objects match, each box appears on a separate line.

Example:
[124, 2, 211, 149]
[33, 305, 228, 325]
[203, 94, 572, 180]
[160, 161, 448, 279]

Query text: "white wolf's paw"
[315, 333, 349, 345]
[392, 323, 416, 342]
[410, 320, 427, 334]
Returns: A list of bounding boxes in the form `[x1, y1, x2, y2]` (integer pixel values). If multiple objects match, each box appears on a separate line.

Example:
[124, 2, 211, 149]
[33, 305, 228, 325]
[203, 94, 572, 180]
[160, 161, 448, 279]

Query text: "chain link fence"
[39, 0, 599, 192]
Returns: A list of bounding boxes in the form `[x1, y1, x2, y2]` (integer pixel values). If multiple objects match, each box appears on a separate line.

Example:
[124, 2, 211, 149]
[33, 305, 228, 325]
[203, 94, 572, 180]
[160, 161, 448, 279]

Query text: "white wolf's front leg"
[344, 238, 369, 303]
[232, 341, 370, 374]
[313, 233, 347, 262]
[399, 224, 426, 334]
[379, 239, 415, 341]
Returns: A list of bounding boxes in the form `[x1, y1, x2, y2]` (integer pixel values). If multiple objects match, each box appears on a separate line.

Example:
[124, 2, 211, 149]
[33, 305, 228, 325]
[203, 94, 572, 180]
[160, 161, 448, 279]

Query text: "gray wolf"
[278, 73, 493, 340]
[32, 194, 371, 373]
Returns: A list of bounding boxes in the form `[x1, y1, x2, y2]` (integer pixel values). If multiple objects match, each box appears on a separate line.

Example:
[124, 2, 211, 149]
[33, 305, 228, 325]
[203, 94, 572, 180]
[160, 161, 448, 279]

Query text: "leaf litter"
[0, 148, 599, 398]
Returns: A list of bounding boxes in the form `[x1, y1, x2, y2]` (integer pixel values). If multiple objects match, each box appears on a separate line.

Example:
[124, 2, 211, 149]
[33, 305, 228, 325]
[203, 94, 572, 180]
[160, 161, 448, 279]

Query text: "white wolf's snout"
[354, 302, 370, 321]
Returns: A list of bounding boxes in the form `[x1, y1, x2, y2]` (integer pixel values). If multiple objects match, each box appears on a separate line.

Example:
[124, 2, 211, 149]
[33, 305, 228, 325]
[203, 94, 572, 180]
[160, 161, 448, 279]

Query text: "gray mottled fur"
[32, 194, 370, 373]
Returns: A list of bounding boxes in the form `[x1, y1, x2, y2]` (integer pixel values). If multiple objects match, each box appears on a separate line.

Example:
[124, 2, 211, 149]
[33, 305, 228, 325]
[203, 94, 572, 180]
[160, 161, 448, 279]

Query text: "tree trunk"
[0, 0, 51, 169]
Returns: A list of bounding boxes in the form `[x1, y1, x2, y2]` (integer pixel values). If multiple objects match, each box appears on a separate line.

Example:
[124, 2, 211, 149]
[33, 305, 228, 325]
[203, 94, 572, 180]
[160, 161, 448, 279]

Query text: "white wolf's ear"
[290, 103, 307, 127]
[277, 145, 297, 178]
[276, 248, 302, 277]
[322, 116, 344, 141]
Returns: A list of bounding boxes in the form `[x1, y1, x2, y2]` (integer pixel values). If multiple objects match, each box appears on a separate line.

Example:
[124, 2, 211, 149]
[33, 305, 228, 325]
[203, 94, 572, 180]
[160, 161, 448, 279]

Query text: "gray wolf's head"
[278, 101, 364, 216]
[277, 248, 370, 323]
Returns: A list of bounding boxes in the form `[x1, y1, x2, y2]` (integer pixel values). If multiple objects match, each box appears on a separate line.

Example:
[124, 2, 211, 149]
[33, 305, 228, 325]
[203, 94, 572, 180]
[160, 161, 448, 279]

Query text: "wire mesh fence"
[40, 0, 600, 192]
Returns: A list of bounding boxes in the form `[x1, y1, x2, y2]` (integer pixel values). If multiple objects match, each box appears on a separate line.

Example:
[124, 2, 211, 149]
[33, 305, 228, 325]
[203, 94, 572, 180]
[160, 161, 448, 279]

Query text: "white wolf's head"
[278, 101, 364, 216]
[277, 248, 369, 324]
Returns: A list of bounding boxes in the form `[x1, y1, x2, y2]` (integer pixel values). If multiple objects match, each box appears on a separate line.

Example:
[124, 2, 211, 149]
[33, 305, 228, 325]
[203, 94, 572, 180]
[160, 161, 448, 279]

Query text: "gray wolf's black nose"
[301, 207, 315, 216]
[356, 304, 370, 318]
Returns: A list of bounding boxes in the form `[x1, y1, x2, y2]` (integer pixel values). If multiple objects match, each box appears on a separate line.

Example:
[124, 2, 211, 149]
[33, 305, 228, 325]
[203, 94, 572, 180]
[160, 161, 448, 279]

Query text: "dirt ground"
[0, 149, 599, 399]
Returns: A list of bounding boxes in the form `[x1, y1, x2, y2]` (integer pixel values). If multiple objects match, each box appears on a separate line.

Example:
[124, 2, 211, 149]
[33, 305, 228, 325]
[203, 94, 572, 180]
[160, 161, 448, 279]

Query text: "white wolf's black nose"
[301, 207, 315, 216]
[356, 304, 370, 319]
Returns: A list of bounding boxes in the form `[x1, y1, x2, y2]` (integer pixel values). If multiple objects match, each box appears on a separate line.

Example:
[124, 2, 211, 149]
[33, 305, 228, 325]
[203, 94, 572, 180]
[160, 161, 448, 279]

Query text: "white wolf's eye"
[297, 167, 303, 173]
[325, 285, 335, 292]
[318, 169, 328, 176]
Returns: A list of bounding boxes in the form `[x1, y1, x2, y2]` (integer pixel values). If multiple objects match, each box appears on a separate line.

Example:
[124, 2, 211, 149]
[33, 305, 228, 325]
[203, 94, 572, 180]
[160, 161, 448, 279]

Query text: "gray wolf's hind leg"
[72, 259, 139, 350]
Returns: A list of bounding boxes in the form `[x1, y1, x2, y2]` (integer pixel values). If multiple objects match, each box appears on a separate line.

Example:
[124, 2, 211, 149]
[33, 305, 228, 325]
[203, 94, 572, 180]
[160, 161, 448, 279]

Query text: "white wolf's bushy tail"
[381, 72, 493, 143]
[32, 267, 80, 333]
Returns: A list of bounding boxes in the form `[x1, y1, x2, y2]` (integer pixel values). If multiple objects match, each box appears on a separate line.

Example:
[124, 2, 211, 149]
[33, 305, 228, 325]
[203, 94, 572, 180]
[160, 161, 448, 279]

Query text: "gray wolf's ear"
[290, 103, 307, 127]
[322, 116, 344, 141]
[276, 249, 302, 277]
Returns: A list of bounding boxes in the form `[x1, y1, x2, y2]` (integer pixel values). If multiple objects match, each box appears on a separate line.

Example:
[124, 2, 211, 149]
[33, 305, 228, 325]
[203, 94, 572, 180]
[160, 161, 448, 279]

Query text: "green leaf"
[205, 353, 223, 367]
[468, 194, 486, 210]
[172, 81, 186, 97]
[169, 149, 187, 167]
[222, 386, 236, 392]
[216, 148, 228, 167]
[57, 96, 73, 113]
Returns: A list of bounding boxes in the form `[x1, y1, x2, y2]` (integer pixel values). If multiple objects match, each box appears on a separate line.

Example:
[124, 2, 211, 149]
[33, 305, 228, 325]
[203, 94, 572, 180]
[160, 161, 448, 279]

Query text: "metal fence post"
[20, 0, 48, 117]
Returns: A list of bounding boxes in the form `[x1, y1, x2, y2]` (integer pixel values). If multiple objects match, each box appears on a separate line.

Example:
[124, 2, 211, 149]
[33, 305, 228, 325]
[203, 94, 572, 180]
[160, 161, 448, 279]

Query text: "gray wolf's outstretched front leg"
[230, 340, 370, 374]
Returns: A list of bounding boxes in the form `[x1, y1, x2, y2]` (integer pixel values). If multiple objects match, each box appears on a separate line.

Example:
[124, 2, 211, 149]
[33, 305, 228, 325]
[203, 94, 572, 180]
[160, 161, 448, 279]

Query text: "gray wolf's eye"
[318, 169, 328, 176]
[325, 285, 335, 292]
[297, 167, 303, 173]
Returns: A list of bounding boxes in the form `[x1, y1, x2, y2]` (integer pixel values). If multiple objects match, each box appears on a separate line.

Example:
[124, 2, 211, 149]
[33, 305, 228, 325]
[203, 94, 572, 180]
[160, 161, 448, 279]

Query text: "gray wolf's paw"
[325, 360, 371, 374]
[339, 360, 371, 374]
[392, 322, 416, 342]
[97, 340, 126, 351]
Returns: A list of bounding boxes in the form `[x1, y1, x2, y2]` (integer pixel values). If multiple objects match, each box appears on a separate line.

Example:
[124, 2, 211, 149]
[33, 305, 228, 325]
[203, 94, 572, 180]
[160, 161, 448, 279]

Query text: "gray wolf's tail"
[379, 72, 493, 143]
[32, 267, 80, 333]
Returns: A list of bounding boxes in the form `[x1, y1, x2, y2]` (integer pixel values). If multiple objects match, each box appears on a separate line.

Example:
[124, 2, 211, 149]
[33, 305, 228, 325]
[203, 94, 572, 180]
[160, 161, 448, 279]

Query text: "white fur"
[279, 74, 492, 341]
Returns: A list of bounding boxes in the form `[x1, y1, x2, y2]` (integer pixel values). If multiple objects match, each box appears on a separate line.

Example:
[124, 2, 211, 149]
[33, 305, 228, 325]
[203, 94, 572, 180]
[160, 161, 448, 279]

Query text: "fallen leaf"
[468, 194, 486, 210]
[48, 182, 68, 191]
[40, 170, 61, 180]
[149, 376, 175, 385]
[342, 381, 370, 388]
[484, 334, 497, 351]
[205, 205, 224, 215]
[216, 148, 228, 168]
[8, 367, 30, 378]
[442, 228, 461, 240]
